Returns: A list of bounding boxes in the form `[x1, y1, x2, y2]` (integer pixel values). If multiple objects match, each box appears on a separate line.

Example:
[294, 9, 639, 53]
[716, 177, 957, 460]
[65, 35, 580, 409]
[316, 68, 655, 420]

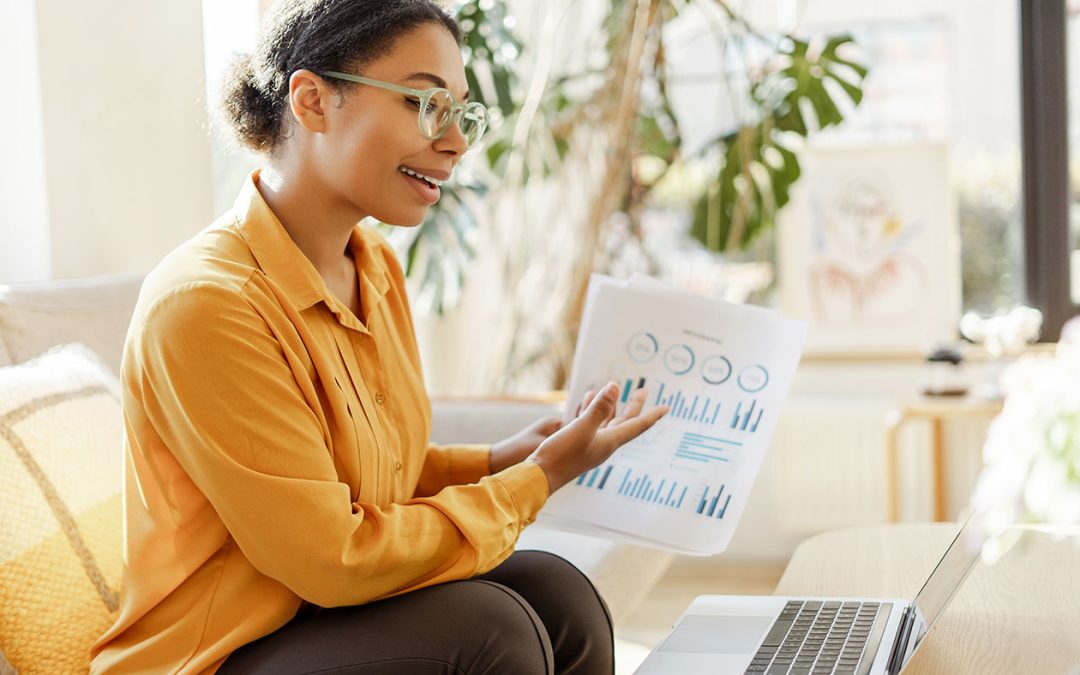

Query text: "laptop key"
[854, 603, 893, 675]
[761, 617, 796, 647]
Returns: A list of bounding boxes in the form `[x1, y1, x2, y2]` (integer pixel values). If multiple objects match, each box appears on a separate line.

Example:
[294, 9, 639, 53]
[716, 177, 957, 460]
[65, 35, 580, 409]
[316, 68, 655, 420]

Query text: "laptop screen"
[910, 512, 987, 647]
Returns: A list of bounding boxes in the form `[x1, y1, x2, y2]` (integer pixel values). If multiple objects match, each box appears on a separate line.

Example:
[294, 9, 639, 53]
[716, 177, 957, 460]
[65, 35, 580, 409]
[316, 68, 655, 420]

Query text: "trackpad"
[658, 615, 773, 654]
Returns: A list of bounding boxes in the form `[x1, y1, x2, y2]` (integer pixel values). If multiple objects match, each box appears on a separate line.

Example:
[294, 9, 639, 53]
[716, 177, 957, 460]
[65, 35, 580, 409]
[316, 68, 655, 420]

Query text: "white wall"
[0, 0, 51, 282]
[0, 1, 215, 283]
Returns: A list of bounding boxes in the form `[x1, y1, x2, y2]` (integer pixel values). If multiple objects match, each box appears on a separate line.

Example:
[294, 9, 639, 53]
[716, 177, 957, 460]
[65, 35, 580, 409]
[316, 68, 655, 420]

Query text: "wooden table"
[885, 398, 1002, 522]
[775, 524, 1080, 674]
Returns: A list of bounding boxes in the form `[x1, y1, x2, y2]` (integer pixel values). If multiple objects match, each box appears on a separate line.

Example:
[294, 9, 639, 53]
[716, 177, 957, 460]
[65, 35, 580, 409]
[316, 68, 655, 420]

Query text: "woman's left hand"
[489, 416, 563, 473]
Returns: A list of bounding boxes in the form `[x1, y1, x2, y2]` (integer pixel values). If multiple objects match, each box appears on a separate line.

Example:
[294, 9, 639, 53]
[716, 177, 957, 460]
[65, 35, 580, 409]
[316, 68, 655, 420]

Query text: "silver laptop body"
[636, 515, 985, 674]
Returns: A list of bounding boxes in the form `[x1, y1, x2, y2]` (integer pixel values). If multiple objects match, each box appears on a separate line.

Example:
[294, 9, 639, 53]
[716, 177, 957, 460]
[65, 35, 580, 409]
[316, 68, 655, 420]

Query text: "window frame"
[1021, 0, 1079, 341]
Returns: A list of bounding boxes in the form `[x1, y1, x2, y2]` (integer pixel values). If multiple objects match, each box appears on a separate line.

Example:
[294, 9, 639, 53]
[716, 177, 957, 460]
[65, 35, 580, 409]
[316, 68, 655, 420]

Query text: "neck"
[256, 158, 366, 276]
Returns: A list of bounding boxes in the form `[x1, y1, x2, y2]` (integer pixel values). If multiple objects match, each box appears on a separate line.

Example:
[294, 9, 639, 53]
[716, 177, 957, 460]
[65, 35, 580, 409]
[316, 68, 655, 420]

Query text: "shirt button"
[375, 392, 385, 405]
[395, 461, 403, 472]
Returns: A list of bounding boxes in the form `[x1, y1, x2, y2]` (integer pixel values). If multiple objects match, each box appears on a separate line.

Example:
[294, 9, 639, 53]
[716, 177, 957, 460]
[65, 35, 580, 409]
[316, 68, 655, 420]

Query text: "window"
[1023, 0, 1080, 340]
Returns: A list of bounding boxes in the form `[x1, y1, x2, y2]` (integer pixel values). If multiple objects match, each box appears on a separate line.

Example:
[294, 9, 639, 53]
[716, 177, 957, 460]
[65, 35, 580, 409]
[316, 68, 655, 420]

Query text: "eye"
[404, 97, 422, 109]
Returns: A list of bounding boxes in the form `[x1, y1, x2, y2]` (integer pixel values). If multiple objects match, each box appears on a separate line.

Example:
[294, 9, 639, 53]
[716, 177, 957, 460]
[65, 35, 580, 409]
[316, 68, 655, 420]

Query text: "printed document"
[539, 274, 807, 555]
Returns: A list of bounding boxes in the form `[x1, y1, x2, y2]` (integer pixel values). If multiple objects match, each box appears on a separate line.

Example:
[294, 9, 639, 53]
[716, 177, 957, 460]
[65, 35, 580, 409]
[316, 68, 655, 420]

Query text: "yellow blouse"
[90, 171, 548, 674]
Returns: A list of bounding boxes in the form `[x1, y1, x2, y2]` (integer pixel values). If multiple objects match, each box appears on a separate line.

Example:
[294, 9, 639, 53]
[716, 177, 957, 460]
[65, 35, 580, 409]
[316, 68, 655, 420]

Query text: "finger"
[601, 404, 669, 449]
[537, 417, 562, 435]
[572, 381, 618, 429]
[612, 388, 648, 424]
[575, 389, 596, 417]
[601, 394, 619, 428]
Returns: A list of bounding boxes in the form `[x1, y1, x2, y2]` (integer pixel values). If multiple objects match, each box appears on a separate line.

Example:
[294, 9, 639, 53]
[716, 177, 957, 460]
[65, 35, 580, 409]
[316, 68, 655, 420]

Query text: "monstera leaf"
[408, 3, 867, 314]
[691, 34, 868, 252]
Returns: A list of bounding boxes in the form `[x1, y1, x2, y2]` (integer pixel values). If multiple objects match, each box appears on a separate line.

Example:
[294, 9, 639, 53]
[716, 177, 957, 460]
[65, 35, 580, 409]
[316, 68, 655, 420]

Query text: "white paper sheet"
[538, 274, 807, 555]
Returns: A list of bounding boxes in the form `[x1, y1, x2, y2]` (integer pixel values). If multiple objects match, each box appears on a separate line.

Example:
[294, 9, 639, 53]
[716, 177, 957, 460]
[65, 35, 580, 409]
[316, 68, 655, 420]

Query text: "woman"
[90, 1, 666, 673]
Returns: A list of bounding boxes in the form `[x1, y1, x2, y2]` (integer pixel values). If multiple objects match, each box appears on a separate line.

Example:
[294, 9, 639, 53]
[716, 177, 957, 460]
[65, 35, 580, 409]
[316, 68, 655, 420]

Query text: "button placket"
[329, 324, 389, 504]
[351, 330, 403, 494]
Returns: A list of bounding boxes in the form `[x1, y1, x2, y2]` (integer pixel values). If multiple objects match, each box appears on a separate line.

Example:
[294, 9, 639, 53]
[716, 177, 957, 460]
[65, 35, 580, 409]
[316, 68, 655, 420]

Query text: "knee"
[448, 580, 554, 674]
[512, 551, 612, 620]
[508, 551, 614, 671]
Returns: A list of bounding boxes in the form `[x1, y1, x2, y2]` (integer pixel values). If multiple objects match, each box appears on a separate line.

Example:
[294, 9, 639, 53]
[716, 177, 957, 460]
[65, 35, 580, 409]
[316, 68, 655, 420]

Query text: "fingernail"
[604, 382, 618, 398]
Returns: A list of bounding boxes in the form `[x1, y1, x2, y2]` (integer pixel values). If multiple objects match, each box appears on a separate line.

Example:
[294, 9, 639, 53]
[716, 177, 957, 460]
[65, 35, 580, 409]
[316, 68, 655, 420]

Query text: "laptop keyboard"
[744, 600, 892, 675]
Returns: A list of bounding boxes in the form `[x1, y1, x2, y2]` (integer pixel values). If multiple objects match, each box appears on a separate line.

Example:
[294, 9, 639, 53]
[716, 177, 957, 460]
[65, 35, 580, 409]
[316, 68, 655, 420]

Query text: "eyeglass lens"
[421, 90, 486, 145]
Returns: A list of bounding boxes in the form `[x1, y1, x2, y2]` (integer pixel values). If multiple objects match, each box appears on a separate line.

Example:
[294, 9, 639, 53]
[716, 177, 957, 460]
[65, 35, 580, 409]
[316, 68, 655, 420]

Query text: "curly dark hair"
[220, 0, 461, 154]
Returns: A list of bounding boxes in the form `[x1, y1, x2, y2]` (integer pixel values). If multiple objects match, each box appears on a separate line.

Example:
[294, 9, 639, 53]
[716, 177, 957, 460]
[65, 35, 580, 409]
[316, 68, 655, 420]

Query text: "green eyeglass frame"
[321, 71, 489, 147]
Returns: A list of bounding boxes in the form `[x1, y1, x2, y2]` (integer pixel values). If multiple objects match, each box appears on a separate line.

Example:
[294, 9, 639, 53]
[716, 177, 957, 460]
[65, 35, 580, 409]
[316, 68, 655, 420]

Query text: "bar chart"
[674, 431, 740, 464]
[617, 376, 647, 403]
[613, 467, 690, 510]
[694, 483, 733, 520]
[572, 463, 739, 523]
[574, 465, 614, 490]
[653, 382, 724, 426]
[729, 399, 764, 432]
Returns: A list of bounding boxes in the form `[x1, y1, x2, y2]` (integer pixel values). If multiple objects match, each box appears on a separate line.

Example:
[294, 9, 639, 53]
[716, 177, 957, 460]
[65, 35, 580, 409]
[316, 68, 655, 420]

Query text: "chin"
[372, 208, 429, 228]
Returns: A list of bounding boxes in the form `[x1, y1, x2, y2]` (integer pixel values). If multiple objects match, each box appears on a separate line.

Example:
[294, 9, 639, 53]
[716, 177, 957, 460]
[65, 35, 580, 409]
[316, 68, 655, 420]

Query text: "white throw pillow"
[0, 344, 123, 673]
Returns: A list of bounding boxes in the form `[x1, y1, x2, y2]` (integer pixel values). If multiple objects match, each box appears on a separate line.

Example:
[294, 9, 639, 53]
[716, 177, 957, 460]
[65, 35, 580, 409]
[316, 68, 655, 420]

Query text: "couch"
[0, 273, 673, 672]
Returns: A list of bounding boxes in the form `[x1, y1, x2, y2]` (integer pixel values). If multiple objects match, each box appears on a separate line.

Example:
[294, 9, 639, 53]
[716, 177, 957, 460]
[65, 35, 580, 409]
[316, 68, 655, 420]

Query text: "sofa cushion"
[0, 344, 123, 673]
[0, 274, 142, 376]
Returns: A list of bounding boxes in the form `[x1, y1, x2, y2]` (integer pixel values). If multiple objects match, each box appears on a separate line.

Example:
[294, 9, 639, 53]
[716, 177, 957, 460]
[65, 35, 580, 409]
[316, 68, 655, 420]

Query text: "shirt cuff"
[492, 460, 550, 528]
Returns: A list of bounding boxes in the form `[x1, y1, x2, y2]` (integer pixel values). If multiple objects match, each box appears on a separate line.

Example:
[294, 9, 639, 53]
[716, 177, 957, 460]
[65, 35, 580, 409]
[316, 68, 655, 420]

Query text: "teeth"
[400, 167, 444, 187]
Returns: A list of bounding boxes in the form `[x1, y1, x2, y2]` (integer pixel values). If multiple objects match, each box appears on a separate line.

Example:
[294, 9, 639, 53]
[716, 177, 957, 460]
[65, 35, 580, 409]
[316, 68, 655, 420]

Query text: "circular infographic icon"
[663, 344, 696, 375]
[737, 365, 769, 393]
[701, 355, 733, 385]
[627, 332, 659, 363]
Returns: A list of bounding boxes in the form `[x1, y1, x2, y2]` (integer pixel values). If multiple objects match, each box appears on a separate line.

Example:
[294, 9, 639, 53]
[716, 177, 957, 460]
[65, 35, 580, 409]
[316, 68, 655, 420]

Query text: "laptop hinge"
[885, 605, 917, 674]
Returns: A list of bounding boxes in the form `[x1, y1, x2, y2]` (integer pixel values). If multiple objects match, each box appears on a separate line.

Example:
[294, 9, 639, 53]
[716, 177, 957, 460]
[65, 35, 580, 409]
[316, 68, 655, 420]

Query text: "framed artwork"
[777, 143, 960, 355]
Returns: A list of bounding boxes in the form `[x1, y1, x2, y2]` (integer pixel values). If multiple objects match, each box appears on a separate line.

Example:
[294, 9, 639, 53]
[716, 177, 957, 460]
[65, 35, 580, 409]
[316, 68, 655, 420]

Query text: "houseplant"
[393, 0, 868, 390]
[970, 324, 1080, 561]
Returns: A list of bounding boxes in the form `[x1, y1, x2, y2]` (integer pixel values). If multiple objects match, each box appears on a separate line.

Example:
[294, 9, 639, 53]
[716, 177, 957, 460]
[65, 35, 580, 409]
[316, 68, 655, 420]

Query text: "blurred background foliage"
[390, 0, 868, 317]
[386, 0, 867, 389]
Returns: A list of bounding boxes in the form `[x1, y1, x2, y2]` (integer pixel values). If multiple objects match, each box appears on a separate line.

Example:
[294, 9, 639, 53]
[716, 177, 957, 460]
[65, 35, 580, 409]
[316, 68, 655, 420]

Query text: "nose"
[434, 114, 469, 157]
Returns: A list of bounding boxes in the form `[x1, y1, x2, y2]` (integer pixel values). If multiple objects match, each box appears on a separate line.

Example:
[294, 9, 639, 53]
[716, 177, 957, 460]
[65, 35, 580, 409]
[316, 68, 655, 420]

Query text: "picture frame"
[777, 142, 960, 355]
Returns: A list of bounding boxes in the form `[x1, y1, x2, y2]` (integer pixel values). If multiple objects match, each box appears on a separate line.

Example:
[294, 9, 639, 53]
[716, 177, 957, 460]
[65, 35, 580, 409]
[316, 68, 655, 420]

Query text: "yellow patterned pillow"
[0, 344, 123, 674]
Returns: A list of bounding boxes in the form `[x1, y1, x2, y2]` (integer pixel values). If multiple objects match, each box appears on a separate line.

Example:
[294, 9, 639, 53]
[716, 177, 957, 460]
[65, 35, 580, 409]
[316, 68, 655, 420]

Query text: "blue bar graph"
[695, 484, 733, 519]
[619, 377, 648, 403]
[574, 464, 614, 490]
[614, 467, 689, 509]
[674, 432, 741, 463]
[730, 399, 764, 432]
[654, 383, 724, 427]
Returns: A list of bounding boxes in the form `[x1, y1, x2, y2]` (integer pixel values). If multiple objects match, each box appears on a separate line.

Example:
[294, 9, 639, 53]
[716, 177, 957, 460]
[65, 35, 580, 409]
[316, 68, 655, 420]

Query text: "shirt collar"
[232, 170, 391, 324]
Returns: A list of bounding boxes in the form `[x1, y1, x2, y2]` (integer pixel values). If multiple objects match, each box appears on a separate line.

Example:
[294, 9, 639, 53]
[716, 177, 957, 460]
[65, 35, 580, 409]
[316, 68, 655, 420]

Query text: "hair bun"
[216, 0, 461, 154]
[220, 54, 282, 153]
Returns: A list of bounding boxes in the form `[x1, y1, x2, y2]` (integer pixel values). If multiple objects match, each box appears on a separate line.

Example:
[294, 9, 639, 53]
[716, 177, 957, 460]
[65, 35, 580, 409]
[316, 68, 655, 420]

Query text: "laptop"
[635, 514, 986, 674]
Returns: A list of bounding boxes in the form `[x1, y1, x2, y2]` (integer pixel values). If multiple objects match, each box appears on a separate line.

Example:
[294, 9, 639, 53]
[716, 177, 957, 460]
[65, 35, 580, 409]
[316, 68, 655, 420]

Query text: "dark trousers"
[218, 550, 615, 674]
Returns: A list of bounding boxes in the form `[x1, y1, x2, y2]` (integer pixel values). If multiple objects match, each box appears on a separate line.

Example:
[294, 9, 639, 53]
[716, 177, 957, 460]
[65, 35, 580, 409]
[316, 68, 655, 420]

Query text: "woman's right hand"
[527, 382, 669, 493]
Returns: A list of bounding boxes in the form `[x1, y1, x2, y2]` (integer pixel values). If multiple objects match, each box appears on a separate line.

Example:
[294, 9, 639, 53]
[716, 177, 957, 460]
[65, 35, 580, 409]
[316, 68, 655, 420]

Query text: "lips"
[401, 168, 441, 204]
[399, 166, 448, 187]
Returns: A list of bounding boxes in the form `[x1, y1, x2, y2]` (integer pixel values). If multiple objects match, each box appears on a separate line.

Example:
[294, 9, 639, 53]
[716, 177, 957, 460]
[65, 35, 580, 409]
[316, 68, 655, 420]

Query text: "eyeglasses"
[321, 71, 489, 147]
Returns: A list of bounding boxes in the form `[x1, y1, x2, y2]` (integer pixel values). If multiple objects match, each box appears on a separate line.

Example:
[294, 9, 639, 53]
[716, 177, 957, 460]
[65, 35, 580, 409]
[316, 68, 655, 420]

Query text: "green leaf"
[689, 26, 868, 252]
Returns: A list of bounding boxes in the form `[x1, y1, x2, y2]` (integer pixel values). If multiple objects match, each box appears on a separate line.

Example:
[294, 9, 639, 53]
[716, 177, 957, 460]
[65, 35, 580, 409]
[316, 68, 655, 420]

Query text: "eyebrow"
[403, 72, 470, 100]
